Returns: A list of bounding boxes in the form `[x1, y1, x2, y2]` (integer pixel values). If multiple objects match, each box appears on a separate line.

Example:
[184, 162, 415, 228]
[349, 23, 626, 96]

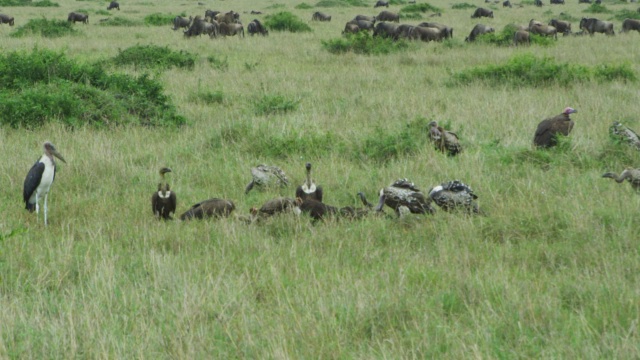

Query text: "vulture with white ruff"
[295, 162, 323, 202]
[428, 180, 480, 214]
[151, 167, 176, 220]
[374, 179, 435, 216]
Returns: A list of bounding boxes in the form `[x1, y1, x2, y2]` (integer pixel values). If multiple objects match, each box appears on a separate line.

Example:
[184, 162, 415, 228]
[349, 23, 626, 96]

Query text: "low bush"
[254, 95, 300, 115]
[190, 90, 224, 105]
[400, 3, 442, 13]
[613, 9, 640, 20]
[449, 53, 635, 87]
[476, 24, 556, 46]
[295, 2, 313, 9]
[0, 48, 186, 128]
[451, 2, 476, 9]
[98, 16, 142, 26]
[144, 12, 183, 26]
[322, 31, 409, 55]
[10, 18, 77, 38]
[109, 45, 196, 70]
[264, 11, 312, 32]
[583, 3, 612, 13]
[315, 0, 367, 6]
[0, 0, 57, 6]
[357, 117, 431, 162]
[207, 55, 229, 72]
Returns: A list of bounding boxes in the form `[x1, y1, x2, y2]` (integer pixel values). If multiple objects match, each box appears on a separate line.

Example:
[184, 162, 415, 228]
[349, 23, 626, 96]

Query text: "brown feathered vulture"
[245, 164, 289, 194]
[428, 121, 462, 156]
[295, 162, 323, 202]
[602, 169, 640, 192]
[251, 197, 299, 217]
[151, 167, 176, 220]
[180, 198, 235, 220]
[296, 197, 338, 221]
[374, 179, 436, 216]
[533, 107, 577, 148]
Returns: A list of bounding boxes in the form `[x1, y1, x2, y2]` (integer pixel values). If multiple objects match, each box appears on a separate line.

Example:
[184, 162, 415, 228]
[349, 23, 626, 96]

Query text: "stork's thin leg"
[35, 193, 40, 215]
[44, 194, 48, 226]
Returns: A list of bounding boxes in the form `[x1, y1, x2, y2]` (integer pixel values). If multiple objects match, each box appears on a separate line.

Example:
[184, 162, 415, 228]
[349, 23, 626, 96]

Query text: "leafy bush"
[449, 53, 636, 87]
[451, 2, 476, 9]
[248, 130, 339, 158]
[95, 9, 110, 16]
[613, 9, 640, 20]
[254, 95, 300, 115]
[144, 13, 183, 26]
[0, 0, 58, 6]
[315, 0, 367, 6]
[583, 3, 612, 13]
[295, 2, 313, 9]
[389, 0, 406, 4]
[357, 117, 430, 162]
[207, 55, 229, 72]
[264, 11, 312, 32]
[10, 18, 77, 38]
[98, 16, 142, 26]
[400, 3, 442, 13]
[477, 24, 556, 46]
[557, 12, 578, 22]
[110, 45, 196, 70]
[322, 31, 409, 55]
[0, 48, 186, 128]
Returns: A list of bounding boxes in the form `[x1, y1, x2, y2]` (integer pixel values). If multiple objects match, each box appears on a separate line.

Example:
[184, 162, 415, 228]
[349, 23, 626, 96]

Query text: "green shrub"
[144, 12, 183, 26]
[583, 3, 612, 13]
[98, 16, 142, 26]
[477, 24, 556, 47]
[264, 11, 312, 32]
[254, 95, 300, 115]
[110, 45, 196, 70]
[357, 117, 430, 162]
[315, 0, 367, 6]
[95, 9, 110, 15]
[295, 2, 313, 9]
[449, 53, 635, 87]
[0, 48, 186, 128]
[247, 130, 339, 158]
[207, 55, 229, 72]
[10, 18, 77, 38]
[400, 3, 442, 13]
[557, 12, 578, 22]
[266, 3, 286, 8]
[322, 31, 409, 55]
[0, 0, 58, 6]
[451, 2, 476, 9]
[613, 9, 640, 20]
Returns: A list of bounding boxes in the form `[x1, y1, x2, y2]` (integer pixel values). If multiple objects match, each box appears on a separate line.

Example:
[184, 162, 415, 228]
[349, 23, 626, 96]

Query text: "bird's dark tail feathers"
[25, 202, 36, 212]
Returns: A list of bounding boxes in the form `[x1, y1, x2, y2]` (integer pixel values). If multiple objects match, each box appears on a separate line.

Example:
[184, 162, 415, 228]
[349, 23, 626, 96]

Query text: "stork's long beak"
[52, 150, 66, 163]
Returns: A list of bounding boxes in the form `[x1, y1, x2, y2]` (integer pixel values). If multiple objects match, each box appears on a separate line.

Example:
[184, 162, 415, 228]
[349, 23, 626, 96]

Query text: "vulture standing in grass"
[609, 121, 640, 150]
[295, 162, 323, 202]
[428, 180, 480, 214]
[23, 141, 66, 226]
[296, 197, 338, 221]
[180, 198, 236, 220]
[245, 164, 289, 194]
[428, 121, 462, 156]
[533, 107, 577, 148]
[602, 169, 640, 192]
[375, 179, 435, 216]
[151, 167, 176, 220]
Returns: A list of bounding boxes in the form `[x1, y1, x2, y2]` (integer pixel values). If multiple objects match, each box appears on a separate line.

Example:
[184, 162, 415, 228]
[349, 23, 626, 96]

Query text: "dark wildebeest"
[348, 19, 375, 31]
[535, 0, 543, 6]
[354, 15, 376, 23]
[376, 10, 400, 22]
[374, 0, 389, 7]
[549, 19, 571, 35]
[550, 0, 564, 4]
[418, 22, 453, 39]
[578, 0, 592, 3]
[250, 10, 263, 14]
[503, 0, 512, 7]
[372, 21, 399, 38]
[107, 1, 119, 10]
[219, 22, 244, 37]
[395, 24, 415, 39]
[184, 17, 207, 37]
[465, 23, 495, 41]
[342, 22, 360, 34]
[530, 23, 558, 39]
[0, 14, 14, 26]
[173, 16, 193, 31]
[68, 12, 89, 24]
[312, 11, 332, 21]
[621, 18, 640, 33]
[580, 17, 614, 35]
[216, 11, 240, 24]
[595, 0, 601, 4]
[247, 19, 268, 36]
[410, 26, 446, 42]
[513, 30, 530, 46]
[471, 8, 493, 18]
[205, 10, 220, 19]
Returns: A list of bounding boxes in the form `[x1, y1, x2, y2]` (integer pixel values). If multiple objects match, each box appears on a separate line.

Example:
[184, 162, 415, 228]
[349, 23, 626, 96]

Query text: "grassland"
[1, 0, 640, 357]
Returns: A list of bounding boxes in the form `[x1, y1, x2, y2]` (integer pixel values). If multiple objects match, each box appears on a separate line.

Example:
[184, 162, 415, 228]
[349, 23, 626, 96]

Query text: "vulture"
[296, 197, 338, 221]
[251, 197, 300, 218]
[374, 179, 436, 216]
[428, 121, 462, 156]
[602, 169, 640, 192]
[533, 107, 577, 148]
[609, 121, 640, 150]
[245, 164, 289, 194]
[338, 192, 377, 219]
[428, 180, 480, 214]
[179, 198, 235, 220]
[151, 167, 176, 220]
[295, 162, 323, 202]
[23, 141, 66, 226]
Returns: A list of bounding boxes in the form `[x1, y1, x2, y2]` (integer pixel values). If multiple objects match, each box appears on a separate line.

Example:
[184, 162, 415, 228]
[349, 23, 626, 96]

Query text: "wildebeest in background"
[219, 22, 244, 37]
[410, 26, 446, 42]
[348, 19, 376, 31]
[580, 17, 614, 35]
[184, 16, 216, 37]
[465, 23, 495, 41]
[343, 22, 360, 34]
[503, 0, 512, 7]
[247, 19, 268, 36]
[535, 0, 543, 6]
[374, 0, 389, 7]
[513, 30, 530, 45]
[549, 19, 571, 35]
[68, 12, 89, 24]
[530, 23, 558, 39]
[107, 1, 119, 10]
[395, 24, 415, 39]
[312, 11, 332, 21]
[471, 8, 494, 18]
[578, 0, 591, 3]
[376, 10, 400, 22]
[550, 0, 564, 4]
[205, 10, 220, 19]
[621, 18, 640, 33]
[418, 22, 453, 39]
[172, 16, 192, 30]
[372, 21, 399, 38]
[595, 0, 601, 4]
[354, 14, 376, 23]
[250, 10, 263, 14]
[216, 11, 240, 24]
[0, 14, 14, 26]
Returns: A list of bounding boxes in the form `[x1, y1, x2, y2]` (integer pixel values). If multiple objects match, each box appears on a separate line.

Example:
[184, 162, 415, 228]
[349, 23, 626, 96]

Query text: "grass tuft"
[98, 16, 143, 26]
[254, 94, 300, 115]
[322, 31, 409, 55]
[264, 11, 312, 32]
[357, 117, 431, 162]
[583, 3, 612, 13]
[144, 12, 184, 26]
[109, 45, 196, 70]
[10, 18, 77, 38]
[451, 2, 476, 9]
[295, 2, 313, 8]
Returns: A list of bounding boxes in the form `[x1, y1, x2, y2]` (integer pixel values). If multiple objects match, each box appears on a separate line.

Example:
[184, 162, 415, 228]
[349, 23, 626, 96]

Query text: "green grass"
[109, 45, 196, 70]
[322, 31, 410, 55]
[0, 0, 58, 6]
[1, 0, 640, 357]
[264, 11, 312, 32]
[10, 18, 77, 37]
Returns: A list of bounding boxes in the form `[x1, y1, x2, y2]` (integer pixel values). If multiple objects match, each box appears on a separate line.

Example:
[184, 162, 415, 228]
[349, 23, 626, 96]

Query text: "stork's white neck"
[302, 184, 316, 193]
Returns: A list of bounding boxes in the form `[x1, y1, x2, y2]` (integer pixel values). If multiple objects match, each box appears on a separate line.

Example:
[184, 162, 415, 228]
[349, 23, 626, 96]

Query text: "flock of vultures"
[21, 109, 640, 226]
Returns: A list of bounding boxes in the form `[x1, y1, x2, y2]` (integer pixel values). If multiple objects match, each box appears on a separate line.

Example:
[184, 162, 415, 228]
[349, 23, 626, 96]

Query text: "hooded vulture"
[533, 107, 577, 148]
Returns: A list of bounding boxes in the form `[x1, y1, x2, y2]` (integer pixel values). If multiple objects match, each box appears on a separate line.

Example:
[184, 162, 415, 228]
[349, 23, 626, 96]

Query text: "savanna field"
[1, 0, 640, 356]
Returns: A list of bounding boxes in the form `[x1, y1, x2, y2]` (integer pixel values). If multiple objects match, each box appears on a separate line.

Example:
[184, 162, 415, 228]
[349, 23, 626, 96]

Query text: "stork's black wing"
[23, 161, 45, 210]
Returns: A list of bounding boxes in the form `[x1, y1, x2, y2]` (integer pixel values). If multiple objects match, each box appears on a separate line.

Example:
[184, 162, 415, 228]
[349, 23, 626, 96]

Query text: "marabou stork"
[602, 169, 640, 192]
[428, 121, 462, 156]
[295, 162, 323, 202]
[23, 141, 66, 226]
[245, 164, 289, 194]
[428, 180, 480, 214]
[533, 107, 577, 148]
[375, 179, 435, 216]
[151, 167, 176, 220]
[179, 198, 236, 220]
